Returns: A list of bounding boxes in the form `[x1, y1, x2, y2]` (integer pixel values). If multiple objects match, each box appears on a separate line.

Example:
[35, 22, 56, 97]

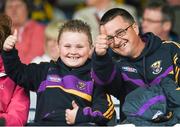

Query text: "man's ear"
[132, 23, 139, 35]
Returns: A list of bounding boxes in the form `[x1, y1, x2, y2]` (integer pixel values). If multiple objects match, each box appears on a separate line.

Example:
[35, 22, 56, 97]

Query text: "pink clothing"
[16, 20, 45, 64]
[0, 57, 30, 126]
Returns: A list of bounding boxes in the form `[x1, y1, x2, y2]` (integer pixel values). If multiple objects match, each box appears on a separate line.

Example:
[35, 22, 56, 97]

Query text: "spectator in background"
[31, 20, 65, 64]
[28, 20, 65, 123]
[4, 0, 45, 64]
[141, 0, 179, 42]
[0, 0, 5, 12]
[167, 0, 180, 40]
[73, 0, 137, 42]
[30, 0, 66, 24]
[0, 14, 29, 126]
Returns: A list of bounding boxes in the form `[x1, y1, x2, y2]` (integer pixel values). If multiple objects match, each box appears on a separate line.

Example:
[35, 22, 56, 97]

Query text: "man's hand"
[65, 100, 79, 125]
[3, 29, 18, 51]
[95, 25, 109, 56]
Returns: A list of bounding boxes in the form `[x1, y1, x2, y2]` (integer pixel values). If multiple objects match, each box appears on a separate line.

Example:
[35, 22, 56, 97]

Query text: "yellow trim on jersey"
[46, 85, 92, 101]
[103, 94, 114, 119]
[162, 41, 179, 84]
[169, 70, 174, 74]
[163, 41, 180, 48]
[173, 54, 178, 65]
[107, 108, 115, 118]
[175, 68, 180, 84]
[176, 87, 180, 90]
[172, 54, 180, 84]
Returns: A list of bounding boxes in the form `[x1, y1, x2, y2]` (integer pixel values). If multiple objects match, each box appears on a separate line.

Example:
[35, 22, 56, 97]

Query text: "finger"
[6, 43, 14, 48]
[98, 44, 109, 50]
[95, 38, 107, 48]
[65, 115, 68, 121]
[13, 29, 18, 38]
[100, 25, 107, 35]
[6, 35, 17, 46]
[66, 109, 71, 113]
[98, 34, 108, 40]
[96, 41, 109, 49]
[66, 120, 71, 125]
[66, 118, 70, 124]
[4, 45, 13, 51]
[12, 29, 18, 44]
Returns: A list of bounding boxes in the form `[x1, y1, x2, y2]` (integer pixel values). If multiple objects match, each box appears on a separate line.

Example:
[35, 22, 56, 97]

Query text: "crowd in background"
[0, 0, 179, 41]
[0, 0, 179, 126]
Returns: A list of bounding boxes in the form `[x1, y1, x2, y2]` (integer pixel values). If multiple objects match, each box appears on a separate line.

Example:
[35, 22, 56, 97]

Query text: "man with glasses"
[92, 8, 180, 125]
[141, 0, 179, 42]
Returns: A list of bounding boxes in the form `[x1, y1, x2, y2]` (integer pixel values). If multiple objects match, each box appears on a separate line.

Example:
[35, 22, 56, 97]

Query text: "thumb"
[72, 100, 78, 109]
[13, 29, 17, 38]
[100, 25, 107, 35]
[13, 29, 18, 40]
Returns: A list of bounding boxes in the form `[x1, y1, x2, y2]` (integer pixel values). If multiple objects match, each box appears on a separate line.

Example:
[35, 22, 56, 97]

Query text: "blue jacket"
[123, 77, 180, 125]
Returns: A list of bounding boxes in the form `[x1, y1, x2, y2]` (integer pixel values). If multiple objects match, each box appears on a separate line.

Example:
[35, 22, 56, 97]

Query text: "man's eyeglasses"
[142, 17, 164, 24]
[106, 24, 133, 43]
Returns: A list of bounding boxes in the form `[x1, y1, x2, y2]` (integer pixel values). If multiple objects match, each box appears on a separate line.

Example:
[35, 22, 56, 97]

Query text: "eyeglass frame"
[106, 23, 134, 44]
[141, 17, 165, 24]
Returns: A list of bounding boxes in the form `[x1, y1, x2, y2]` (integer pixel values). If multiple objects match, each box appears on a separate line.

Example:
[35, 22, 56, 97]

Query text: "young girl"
[0, 14, 29, 126]
[2, 19, 114, 126]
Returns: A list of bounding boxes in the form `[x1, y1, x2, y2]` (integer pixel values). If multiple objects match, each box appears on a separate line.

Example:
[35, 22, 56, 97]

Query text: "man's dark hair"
[144, 0, 174, 24]
[100, 8, 135, 25]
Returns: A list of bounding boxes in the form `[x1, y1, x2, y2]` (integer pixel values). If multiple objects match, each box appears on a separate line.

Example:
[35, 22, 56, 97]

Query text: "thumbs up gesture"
[95, 25, 109, 56]
[65, 100, 79, 125]
[3, 29, 18, 51]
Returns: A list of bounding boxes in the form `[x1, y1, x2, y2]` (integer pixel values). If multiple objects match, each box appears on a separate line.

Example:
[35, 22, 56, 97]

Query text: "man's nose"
[113, 37, 122, 47]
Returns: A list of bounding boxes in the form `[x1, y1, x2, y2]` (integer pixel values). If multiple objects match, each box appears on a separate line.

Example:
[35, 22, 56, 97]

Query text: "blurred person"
[31, 20, 65, 63]
[167, 0, 180, 6]
[0, 14, 30, 126]
[141, 0, 179, 42]
[73, 0, 137, 42]
[4, 0, 45, 64]
[29, 20, 65, 122]
[0, 0, 5, 12]
[2, 20, 115, 126]
[167, 0, 180, 40]
[30, 0, 66, 24]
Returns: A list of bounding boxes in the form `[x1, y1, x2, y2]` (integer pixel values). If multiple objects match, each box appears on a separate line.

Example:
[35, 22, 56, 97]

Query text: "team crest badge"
[151, 60, 162, 74]
[76, 82, 86, 90]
